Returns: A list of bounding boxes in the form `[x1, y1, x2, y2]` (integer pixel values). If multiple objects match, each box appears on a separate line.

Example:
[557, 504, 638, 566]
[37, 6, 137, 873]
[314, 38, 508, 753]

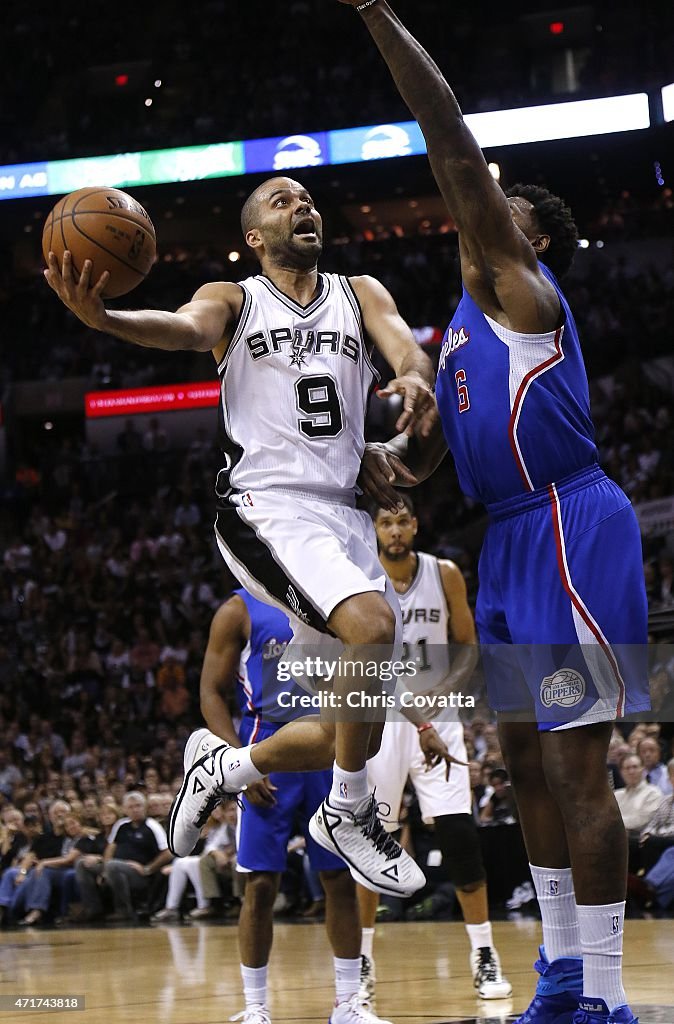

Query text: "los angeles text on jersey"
[438, 325, 470, 371]
[246, 327, 361, 364]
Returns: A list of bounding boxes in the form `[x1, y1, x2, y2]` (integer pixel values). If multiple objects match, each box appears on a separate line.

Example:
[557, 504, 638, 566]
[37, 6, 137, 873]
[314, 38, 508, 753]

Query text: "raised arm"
[339, 1, 559, 330]
[350, 274, 435, 435]
[44, 251, 242, 360]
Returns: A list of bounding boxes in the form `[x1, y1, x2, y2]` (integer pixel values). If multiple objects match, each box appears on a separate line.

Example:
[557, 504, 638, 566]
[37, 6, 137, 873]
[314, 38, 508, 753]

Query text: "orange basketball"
[42, 186, 157, 298]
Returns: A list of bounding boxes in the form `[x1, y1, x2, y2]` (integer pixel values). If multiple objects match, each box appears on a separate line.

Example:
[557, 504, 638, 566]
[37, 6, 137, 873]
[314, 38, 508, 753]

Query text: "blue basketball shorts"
[236, 716, 344, 872]
[476, 466, 650, 731]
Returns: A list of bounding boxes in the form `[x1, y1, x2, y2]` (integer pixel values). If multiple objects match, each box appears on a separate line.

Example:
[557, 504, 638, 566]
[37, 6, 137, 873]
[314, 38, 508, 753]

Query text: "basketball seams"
[72, 189, 156, 239]
[43, 186, 156, 297]
[67, 213, 147, 278]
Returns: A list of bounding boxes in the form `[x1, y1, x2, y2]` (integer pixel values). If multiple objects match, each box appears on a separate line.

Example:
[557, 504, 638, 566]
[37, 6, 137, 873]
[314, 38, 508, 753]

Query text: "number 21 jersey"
[215, 273, 379, 503]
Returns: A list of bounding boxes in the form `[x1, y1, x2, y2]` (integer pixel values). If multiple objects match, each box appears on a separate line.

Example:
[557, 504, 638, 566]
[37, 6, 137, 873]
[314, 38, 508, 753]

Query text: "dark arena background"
[1, 1, 673, 1022]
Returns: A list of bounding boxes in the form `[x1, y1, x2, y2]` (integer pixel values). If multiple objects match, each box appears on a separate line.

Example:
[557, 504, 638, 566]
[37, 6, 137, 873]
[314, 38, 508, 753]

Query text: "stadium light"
[662, 83, 674, 123]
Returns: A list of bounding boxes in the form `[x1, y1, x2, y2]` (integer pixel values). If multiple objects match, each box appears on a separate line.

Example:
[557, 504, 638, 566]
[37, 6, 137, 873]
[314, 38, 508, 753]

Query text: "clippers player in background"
[44, 175, 435, 899]
[341, 3, 650, 1024]
[200, 590, 392, 1024]
[357, 495, 511, 1008]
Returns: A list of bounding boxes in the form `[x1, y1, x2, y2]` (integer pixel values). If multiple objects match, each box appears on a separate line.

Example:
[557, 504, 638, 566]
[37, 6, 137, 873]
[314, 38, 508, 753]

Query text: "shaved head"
[240, 177, 304, 238]
[239, 176, 322, 269]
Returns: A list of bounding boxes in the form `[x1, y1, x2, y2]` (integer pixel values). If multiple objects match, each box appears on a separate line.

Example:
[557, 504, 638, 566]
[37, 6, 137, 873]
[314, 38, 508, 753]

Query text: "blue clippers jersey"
[435, 262, 598, 505]
[235, 589, 306, 723]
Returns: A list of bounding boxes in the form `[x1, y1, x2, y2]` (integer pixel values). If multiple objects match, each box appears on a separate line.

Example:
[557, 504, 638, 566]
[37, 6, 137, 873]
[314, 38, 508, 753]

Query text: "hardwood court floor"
[0, 918, 673, 1024]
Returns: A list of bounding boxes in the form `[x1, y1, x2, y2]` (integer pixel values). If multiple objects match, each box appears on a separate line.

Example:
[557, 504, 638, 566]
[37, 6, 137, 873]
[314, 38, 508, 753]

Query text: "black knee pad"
[432, 813, 486, 888]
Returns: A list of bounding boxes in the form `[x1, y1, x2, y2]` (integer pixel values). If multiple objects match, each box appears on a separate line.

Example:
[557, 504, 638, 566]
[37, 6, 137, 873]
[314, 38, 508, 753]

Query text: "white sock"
[465, 920, 493, 951]
[577, 901, 627, 1012]
[330, 763, 369, 809]
[361, 927, 375, 959]
[221, 745, 265, 790]
[530, 864, 582, 961]
[334, 956, 360, 1004]
[241, 964, 267, 1009]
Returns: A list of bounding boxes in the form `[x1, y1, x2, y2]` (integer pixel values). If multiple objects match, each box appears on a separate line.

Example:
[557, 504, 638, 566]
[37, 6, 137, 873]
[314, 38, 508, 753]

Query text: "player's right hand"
[244, 778, 278, 808]
[43, 250, 110, 331]
[358, 442, 419, 512]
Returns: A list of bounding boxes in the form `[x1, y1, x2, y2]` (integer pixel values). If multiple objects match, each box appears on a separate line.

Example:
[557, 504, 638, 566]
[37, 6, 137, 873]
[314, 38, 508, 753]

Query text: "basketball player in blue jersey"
[337, 3, 649, 1024]
[199, 590, 391, 1024]
[44, 175, 434, 900]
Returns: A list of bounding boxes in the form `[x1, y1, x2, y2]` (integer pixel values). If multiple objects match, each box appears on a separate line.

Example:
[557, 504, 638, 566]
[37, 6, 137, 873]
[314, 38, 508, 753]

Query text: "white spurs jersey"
[399, 552, 450, 690]
[215, 273, 379, 502]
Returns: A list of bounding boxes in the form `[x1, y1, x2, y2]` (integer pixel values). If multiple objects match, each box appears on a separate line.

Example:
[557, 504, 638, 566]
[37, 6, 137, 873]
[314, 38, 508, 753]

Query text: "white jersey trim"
[485, 313, 565, 347]
[217, 284, 253, 376]
[255, 273, 332, 319]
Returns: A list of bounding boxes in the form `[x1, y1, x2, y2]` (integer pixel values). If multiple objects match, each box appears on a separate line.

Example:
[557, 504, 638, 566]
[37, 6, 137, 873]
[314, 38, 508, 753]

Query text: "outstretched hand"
[378, 372, 436, 436]
[358, 442, 419, 513]
[43, 250, 110, 331]
[418, 726, 468, 781]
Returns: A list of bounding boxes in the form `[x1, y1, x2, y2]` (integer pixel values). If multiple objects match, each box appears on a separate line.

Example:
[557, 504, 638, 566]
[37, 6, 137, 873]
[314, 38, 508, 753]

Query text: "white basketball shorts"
[367, 720, 470, 830]
[214, 488, 402, 649]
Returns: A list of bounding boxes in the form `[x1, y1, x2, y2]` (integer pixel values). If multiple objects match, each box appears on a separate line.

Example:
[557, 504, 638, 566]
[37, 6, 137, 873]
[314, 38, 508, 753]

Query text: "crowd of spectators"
[2, 0, 673, 165]
[4, 210, 674, 390]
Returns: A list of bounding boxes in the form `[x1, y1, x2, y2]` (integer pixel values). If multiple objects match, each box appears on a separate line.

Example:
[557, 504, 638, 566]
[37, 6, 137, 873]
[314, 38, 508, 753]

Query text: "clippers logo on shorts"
[286, 585, 310, 624]
[438, 326, 470, 371]
[540, 669, 586, 709]
[548, 879, 560, 896]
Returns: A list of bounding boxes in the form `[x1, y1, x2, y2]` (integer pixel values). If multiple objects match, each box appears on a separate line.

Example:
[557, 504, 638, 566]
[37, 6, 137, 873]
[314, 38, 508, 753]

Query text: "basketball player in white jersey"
[44, 176, 434, 898]
[357, 494, 511, 1006]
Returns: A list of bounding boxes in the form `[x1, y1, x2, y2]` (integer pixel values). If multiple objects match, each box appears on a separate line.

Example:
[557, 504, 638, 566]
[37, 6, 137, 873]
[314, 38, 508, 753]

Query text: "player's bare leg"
[309, 591, 424, 897]
[169, 591, 424, 897]
[500, 720, 630, 1023]
[235, 872, 280, 1024]
[356, 885, 380, 1009]
[320, 870, 392, 1024]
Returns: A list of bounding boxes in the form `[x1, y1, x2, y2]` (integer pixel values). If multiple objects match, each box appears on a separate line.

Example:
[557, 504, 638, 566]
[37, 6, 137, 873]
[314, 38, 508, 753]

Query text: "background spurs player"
[357, 494, 511, 1006]
[44, 174, 435, 899]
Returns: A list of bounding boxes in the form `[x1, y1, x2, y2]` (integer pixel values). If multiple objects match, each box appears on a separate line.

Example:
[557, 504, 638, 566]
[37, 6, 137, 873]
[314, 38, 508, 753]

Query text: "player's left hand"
[418, 727, 468, 780]
[358, 442, 419, 513]
[245, 778, 278, 808]
[378, 372, 436, 436]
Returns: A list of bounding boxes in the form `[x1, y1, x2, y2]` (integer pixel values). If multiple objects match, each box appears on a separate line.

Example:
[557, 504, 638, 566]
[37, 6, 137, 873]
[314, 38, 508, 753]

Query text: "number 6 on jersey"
[455, 369, 470, 413]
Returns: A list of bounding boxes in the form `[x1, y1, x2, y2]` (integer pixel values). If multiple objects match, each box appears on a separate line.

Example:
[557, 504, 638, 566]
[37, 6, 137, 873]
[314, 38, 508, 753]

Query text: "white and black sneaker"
[309, 794, 425, 897]
[358, 955, 377, 1011]
[167, 728, 238, 857]
[229, 1006, 271, 1024]
[330, 994, 392, 1024]
[470, 946, 512, 999]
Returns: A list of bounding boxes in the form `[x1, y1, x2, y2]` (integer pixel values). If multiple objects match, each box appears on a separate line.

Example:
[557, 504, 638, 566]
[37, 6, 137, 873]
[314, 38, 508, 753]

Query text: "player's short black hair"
[371, 491, 416, 520]
[505, 183, 579, 279]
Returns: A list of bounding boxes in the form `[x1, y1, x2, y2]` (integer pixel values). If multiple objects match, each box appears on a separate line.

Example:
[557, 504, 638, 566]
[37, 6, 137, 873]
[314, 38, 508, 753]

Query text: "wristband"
[356, 0, 378, 11]
[417, 722, 433, 734]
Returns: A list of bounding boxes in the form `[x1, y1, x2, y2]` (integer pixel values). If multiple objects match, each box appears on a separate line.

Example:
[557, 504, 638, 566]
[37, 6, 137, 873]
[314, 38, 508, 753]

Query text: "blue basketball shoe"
[515, 947, 583, 1024]
[573, 1000, 638, 1024]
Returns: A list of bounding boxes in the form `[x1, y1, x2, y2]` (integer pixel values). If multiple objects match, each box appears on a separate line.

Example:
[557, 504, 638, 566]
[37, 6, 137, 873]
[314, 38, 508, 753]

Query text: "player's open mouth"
[293, 218, 318, 239]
